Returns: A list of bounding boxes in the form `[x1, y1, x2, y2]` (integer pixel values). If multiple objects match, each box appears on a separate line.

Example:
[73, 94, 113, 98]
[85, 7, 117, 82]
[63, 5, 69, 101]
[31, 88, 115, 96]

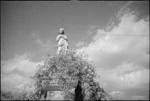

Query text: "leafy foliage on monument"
[32, 50, 110, 100]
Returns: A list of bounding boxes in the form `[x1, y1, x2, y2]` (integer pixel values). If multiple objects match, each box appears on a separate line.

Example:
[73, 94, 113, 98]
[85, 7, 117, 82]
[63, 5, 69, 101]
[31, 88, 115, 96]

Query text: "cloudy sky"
[1, 1, 149, 100]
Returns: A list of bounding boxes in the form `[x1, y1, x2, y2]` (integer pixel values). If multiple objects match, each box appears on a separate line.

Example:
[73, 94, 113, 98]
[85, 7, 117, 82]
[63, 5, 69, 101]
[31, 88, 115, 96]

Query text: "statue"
[56, 28, 69, 55]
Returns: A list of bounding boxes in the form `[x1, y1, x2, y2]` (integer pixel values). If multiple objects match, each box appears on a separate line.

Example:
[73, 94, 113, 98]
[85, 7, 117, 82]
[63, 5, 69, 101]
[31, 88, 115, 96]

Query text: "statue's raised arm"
[56, 28, 69, 55]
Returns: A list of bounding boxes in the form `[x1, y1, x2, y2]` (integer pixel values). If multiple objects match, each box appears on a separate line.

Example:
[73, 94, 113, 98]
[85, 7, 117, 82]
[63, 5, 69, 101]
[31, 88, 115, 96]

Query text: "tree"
[28, 50, 111, 100]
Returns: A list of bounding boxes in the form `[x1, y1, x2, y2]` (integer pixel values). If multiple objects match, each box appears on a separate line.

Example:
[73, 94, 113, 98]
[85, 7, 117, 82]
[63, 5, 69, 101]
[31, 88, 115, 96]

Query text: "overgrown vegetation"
[1, 50, 111, 100]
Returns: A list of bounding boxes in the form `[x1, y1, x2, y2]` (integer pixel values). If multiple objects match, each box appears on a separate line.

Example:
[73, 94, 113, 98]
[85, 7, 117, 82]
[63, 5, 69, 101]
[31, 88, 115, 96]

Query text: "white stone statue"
[56, 28, 69, 55]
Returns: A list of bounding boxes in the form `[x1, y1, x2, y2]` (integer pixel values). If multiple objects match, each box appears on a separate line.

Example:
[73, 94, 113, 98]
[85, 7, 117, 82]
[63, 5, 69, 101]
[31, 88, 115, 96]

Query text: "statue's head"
[59, 28, 64, 34]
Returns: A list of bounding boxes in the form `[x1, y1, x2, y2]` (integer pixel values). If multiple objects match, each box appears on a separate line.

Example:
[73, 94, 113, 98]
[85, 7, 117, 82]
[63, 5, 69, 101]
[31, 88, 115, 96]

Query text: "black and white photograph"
[1, 0, 149, 100]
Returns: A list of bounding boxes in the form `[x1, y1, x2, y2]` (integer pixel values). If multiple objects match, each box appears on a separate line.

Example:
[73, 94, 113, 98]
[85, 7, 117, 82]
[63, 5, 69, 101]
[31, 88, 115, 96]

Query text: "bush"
[32, 50, 110, 100]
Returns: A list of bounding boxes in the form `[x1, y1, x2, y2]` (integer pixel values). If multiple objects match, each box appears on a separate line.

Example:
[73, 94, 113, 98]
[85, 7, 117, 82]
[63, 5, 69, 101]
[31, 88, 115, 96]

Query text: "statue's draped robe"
[56, 34, 68, 55]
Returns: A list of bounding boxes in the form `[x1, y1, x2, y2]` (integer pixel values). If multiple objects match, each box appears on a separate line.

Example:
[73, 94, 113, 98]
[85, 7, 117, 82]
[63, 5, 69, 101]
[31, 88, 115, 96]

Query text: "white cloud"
[117, 1, 133, 20]
[78, 10, 149, 68]
[1, 53, 43, 92]
[77, 6, 149, 100]
[76, 41, 85, 47]
[110, 90, 148, 100]
[31, 32, 54, 53]
[88, 26, 98, 35]
[110, 91, 125, 100]
[1, 33, 54, 92]
[130, 95, 148, 100]
[104, 63, 149, 89]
